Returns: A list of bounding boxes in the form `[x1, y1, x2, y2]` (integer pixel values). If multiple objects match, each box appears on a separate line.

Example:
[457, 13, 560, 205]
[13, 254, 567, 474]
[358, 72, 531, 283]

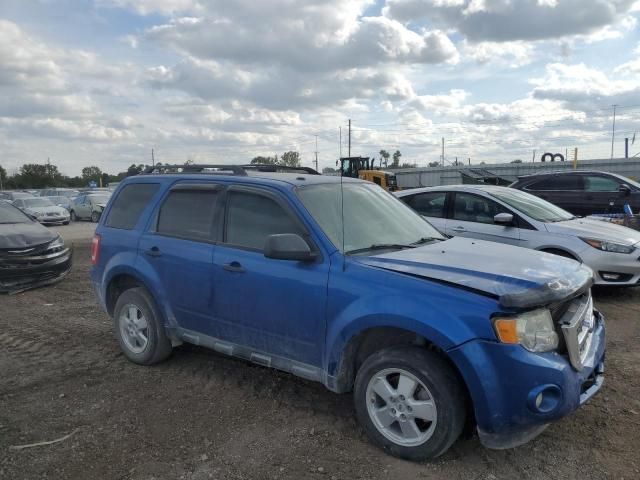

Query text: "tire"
[354, 346, 466, 461]
[63, 221, 70, 225]
[541, 248, 577, 261]
[113, 287, 172, 365]
[91, 211, 100, 223]
[70, 210, 77, 222]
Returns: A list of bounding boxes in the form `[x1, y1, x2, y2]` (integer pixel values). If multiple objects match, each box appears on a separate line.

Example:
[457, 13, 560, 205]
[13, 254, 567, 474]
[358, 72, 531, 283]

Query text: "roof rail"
[240, 164, 320, 175]
[142, 164, 248, 175]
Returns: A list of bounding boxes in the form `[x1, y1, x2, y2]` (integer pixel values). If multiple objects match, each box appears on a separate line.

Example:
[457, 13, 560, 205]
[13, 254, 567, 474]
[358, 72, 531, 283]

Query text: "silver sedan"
[395, 185, 640, 286]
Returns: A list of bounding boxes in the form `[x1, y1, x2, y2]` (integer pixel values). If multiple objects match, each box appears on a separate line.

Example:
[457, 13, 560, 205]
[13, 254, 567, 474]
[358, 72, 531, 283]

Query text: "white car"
[12, 197, 70, 225]
[395, 185, 640, 286]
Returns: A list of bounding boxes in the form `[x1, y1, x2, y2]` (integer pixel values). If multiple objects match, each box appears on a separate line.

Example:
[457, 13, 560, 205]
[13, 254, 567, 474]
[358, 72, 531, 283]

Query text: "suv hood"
[0, 221, 57, 249]
[546, 217, 640, 246]
[356, 237, 593, 309]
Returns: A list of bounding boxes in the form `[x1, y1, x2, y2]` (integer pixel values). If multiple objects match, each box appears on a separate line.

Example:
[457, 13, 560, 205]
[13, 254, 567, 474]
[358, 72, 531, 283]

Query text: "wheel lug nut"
[407, 406, 412, 412]
[400, 414, 406, 420]
[399, 395, 405, 401]
[391, 408, 396, 414]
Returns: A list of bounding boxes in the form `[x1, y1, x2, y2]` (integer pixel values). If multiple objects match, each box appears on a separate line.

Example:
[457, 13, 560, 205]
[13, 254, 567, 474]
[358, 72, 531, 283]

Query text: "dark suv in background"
[510, 170, 640, 216]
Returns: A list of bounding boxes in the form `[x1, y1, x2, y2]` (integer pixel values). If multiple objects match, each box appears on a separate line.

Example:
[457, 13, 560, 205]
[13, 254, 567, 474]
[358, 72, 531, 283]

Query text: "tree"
[322, 167, 337, 173]
[280, 151, 301, 167]
[379, 149, 390, 168]
[251, 155, 278, 165]
[510, 159, 523, 164]
[15, 163, 63, 188]
[82, 166, 103, 185]
[0, 164, 6, 189]
[400, 163, 415, 168]
[127, 164, 143, 177]
[391, 150, 402, 168]
[428, 161, 440, 167]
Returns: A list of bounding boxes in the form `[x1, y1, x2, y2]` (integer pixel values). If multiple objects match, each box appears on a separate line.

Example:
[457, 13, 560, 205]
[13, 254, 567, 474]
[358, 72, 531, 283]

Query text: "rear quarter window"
[105, 183, 159, 230]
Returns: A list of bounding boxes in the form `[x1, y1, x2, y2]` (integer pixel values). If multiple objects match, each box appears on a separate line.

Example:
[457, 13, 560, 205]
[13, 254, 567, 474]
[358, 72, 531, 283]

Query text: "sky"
[1, 0, 640, 176]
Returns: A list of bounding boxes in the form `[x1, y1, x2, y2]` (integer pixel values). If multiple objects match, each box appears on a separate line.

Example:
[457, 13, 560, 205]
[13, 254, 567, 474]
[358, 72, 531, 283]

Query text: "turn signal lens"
[494, 319, 519, 344]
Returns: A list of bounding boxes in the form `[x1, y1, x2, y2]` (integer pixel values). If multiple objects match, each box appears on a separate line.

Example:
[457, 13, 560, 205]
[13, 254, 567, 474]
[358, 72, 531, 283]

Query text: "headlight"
[493, 308, 559, 352]
[35, 211, 45, 217]
[581, 237, 635, 254]
[46, 235, 66, 253]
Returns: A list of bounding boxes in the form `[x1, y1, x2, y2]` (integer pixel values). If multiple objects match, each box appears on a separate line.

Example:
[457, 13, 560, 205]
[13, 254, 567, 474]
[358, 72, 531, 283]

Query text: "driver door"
[446, 192, 522, 246]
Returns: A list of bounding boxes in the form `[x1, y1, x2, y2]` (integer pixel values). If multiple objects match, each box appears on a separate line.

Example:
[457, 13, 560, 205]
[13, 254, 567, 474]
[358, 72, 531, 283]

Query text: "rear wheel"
[70, 210, 77, 222]
[91, 211, 100, 223]
[113, 287, 172, 365]
[354, 346, 466, 461]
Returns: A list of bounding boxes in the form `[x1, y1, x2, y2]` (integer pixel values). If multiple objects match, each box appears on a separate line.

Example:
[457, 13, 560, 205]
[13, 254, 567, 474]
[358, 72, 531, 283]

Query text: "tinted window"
[105, 184, 159, 230]
[226, 191, 303, 250]
[584, 175, 620, 192]
[157, 190, 218, 241]
[453, 192, 510, 224]
[403, 192, 447, 218]
[527, 175, 582, 191]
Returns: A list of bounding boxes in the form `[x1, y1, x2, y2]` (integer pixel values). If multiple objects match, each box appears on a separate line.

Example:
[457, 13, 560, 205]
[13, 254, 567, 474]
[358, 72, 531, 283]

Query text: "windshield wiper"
[345, 243, 417, 255]
[411, 237, 443, 245]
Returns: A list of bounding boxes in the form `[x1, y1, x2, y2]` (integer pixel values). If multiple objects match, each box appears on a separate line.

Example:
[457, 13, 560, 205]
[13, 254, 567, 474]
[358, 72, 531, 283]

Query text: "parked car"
[70, 193, 111, 222]
[12, 197, 70, 225]
[40, 188, 80, 199]
[510, 170, 640, 216]
[0, 191, 33, 202]
[0, 201, 72, 293]
[396, 185, 640, 286]
[91, 166, 604, 461]
[46, 195, 73, 211]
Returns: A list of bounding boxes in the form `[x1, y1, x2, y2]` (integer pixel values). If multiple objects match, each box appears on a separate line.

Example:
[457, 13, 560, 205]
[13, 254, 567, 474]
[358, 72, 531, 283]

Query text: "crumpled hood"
[356, 237, 593, 309]
[0, 222, 57, 249]
[546, 217, 640, 246]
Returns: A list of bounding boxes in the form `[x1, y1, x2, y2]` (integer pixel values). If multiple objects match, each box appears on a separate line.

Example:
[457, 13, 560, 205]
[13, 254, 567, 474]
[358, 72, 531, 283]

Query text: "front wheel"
[69, 210, 77, 222]
[354, 346, 466, 461]
[91, 211, 100, 223]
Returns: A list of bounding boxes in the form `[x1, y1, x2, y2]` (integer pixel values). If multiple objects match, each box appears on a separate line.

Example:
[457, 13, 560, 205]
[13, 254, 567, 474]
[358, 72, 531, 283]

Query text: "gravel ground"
[1, 230, 639, 480]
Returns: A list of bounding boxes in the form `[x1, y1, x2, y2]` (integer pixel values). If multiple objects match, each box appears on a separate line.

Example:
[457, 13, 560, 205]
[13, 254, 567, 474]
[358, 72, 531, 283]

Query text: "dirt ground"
[1, 225, 640, 480]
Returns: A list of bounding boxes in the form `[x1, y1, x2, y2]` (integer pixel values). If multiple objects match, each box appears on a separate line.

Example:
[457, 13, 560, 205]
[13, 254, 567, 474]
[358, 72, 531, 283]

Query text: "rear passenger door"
[446, 192, 521, 246]
[399, 191, 448, 233]
[212, 185, 328, 368]
[524, 175, 584, 215]
[138, 183, 221, 335]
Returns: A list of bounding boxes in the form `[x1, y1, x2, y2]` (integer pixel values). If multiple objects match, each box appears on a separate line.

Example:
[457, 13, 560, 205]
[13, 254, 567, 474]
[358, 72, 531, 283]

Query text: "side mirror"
[619, 184, 631, 196]
[264, 234, 316, 262]
[494, 213, 514, 225]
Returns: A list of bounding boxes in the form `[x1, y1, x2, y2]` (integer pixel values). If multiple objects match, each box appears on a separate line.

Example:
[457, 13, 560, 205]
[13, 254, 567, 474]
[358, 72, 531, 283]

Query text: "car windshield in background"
[48, 196, 68, 204]
[492, 188, 574, 222]
[0, 201, 30, 223]
[297, 182, 445, 254]
[88, 195, 110, 204]
[59, 190, 79, 198]
[24, 198, 55, 208]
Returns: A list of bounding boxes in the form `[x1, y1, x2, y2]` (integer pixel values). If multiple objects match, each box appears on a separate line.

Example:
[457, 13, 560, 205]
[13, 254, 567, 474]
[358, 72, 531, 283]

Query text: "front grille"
[557, 292, 595, 371]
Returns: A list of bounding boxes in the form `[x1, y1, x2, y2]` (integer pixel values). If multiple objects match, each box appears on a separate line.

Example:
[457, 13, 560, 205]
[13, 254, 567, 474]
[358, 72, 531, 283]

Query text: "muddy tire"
[113, 287, 172, 365]
[354, 346, 466, 461]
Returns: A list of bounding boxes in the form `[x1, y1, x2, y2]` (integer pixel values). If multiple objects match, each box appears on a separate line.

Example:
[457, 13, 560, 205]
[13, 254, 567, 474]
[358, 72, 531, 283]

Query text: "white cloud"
[462, 40, 535, 66]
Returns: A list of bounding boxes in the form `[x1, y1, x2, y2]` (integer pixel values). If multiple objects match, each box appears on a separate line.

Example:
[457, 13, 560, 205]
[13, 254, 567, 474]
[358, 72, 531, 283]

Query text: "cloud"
[384, 0, 637, 42]
[462, 40, 535, 66]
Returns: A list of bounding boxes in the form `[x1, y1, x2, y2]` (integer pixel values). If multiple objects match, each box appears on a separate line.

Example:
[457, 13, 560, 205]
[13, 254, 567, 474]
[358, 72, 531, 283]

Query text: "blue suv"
[91, 165, 605, 461]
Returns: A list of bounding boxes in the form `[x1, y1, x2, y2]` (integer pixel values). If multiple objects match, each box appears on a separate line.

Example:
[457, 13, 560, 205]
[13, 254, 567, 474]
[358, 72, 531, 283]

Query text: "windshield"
[491, 188, 574, 222]
[23, 198, 54, 208]
[57, 190, 79, 198]
[0, 201, 31, 223]
[48, 196, 67, 203]
[297, 182, 445, 254]
[88, 195, 110, 204]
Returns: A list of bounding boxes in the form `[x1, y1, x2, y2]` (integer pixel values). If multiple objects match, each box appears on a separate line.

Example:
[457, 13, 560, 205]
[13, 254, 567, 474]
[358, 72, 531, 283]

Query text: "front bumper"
[0, 246, 73, 294]
[39, 215, 70, 225]
[581, 247, 640, 286]
[448, 310, 605, 449]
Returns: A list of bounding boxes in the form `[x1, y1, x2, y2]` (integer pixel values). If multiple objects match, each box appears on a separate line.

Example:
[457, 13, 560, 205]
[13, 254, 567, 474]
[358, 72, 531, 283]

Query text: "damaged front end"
[0, 236, 73, 294]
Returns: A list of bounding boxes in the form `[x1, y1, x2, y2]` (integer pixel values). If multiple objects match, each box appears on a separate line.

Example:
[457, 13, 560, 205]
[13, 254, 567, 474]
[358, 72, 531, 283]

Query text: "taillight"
[91, 234, 101, 265]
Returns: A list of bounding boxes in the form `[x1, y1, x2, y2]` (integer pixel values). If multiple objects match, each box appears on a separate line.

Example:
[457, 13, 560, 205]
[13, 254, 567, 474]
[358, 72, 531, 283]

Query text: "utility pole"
[611, 104, 618, 160]
[314, 135, 319, 172]
[532, 150, 536, 163]
[625, 138, 629, 158]
[47, 157, 51, 178]
[339, 127, 342, 159]
[348, 119, 351, 158]
[151, 148, 155, 167]
[441, 137, 445, 165]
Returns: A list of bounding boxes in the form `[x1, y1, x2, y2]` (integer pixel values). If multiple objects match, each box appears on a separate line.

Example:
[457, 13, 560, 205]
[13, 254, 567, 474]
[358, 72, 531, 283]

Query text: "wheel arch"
[537, 246, 581, 262]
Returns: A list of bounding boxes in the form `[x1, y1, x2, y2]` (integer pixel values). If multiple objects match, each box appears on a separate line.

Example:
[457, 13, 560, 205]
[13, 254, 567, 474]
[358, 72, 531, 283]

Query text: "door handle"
[145, 247, 162, 257]
[451, 226, 466, 232]
[223, 261, 245, 273]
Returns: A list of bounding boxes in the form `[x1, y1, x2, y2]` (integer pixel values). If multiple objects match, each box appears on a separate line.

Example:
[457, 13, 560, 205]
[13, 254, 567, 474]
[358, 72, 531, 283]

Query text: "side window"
[14, 200, 23, 207]
[225, 190, 304, 250]
[403, 192, 447, 218]
[584, 176, 620, 192]
[453, 193, 509, 225]
[105, 183, 159, 230]
[528, 175, 582, 191]
[75, 195, 84, 205]
[157, 189, 218, 241]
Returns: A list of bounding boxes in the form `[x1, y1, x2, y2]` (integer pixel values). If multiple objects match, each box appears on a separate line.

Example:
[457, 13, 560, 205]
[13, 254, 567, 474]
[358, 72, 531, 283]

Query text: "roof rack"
[143, 164, 248, 175]
[240, 164, 320, 175]
[142, 163, 320, 176]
